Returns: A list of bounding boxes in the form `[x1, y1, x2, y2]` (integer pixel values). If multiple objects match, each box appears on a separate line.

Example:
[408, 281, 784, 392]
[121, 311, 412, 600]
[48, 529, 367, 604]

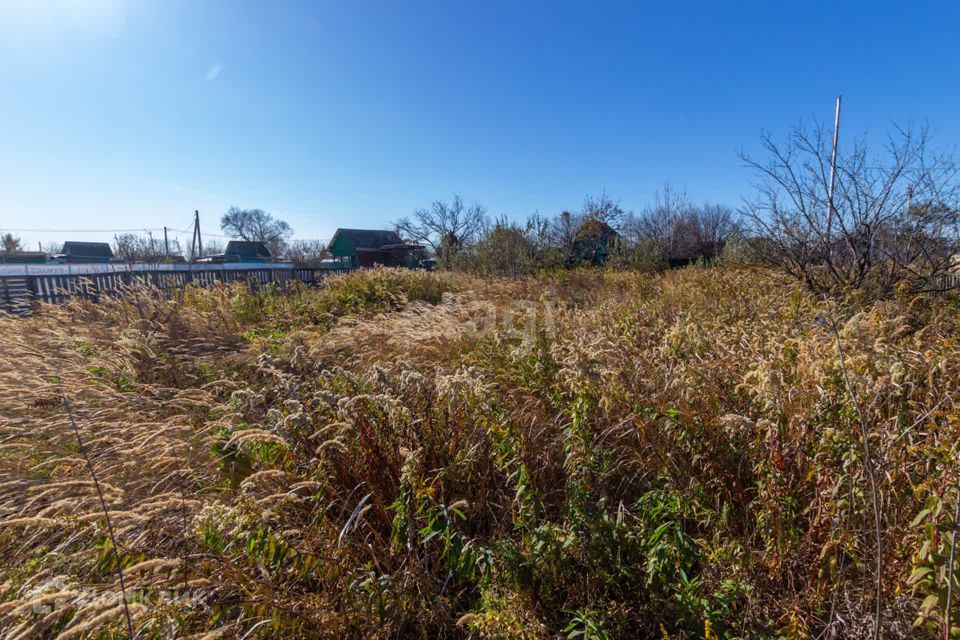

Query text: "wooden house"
[57, 242, 114, 264]
[328, 229, 420, 268]
[198, 241, 272, 264]
[225, 241, 272, 263]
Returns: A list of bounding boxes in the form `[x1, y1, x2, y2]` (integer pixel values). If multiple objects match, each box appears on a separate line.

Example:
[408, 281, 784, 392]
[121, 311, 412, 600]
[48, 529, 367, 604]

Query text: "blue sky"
[1, 1, 958, 249]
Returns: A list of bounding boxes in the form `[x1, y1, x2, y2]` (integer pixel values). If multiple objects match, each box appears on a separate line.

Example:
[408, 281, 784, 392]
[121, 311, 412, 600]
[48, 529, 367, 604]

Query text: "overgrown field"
[1, 267, 959, 639]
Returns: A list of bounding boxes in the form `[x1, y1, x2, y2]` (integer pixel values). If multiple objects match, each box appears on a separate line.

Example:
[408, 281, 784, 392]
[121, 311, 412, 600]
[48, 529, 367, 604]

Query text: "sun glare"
[0, 0, 127, 42]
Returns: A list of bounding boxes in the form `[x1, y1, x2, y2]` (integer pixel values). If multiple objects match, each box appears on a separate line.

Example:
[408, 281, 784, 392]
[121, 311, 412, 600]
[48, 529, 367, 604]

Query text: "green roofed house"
[197, 240, 273, 264]
[573, 218, 621, 265]
[328, 229, 421, 268]
[58, 241, 114, 264]
[224, 241, 272, 263]
[195, 240, 272, 264]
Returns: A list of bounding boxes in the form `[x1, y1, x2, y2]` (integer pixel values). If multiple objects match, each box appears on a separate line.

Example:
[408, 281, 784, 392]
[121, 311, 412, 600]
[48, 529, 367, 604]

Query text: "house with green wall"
[328, 229, 420, 268]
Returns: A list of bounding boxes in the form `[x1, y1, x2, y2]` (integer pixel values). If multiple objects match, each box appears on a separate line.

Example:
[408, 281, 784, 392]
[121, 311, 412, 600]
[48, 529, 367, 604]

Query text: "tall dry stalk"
[823, 296, 882, 640]
[57, 381, 134, 639]
[174, 445, 192, 592]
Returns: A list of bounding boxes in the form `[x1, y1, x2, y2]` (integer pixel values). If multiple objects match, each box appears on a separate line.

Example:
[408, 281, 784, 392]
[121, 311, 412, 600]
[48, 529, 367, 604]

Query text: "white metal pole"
[826, 95, 842, 242]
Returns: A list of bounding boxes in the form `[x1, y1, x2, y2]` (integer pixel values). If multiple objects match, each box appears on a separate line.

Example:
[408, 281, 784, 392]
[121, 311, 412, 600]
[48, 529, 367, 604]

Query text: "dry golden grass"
[0, 267, 958, 639]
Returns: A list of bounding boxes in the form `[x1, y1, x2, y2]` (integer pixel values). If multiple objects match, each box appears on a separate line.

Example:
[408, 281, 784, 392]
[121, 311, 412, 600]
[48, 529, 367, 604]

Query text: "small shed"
[224, 241, 272, 263]
[329, 229, 420, 268]
[59, 242, 114, 264]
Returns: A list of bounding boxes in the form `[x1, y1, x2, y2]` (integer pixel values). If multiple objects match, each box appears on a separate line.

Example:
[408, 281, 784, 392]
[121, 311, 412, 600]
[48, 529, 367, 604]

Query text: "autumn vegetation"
[2, 116, 960, 639]
[0, 262, 958, 639]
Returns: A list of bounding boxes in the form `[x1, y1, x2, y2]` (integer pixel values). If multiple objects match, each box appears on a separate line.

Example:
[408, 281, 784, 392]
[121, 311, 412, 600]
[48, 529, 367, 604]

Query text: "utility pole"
[195, 211, 203, 259]
[190, 210, 203, 261]
[163, 226, 170, 258]
[826, 95, 842, 243]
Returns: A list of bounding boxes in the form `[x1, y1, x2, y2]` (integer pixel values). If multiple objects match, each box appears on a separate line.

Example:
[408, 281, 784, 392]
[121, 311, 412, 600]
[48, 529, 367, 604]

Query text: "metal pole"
[195, 210, 203, 258]
[191, 214, 198, 260]
[826, 95, 842, 242]
[163, 226, 170, 258]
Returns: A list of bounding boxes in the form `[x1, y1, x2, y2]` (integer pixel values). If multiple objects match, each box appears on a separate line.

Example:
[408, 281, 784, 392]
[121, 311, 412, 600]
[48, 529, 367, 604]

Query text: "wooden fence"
[0, 265, 353, 316]
[932, 273, 960, 293]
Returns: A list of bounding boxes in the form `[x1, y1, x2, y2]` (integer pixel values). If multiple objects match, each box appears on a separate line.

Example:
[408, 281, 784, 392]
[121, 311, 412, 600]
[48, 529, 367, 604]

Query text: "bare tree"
[665, 203, 736, 263]
[286, 239, 329, 265]
[2, 233, 23, 254]
[741, 121, 960, 295]
[457, 217, 535, 277]
[582, 191, 626, 227]
[220, 208, 293, 258]
[201, 239, 225, 257]
[624, 184, 737, 267]
[394, 195, 488, 267]
[113, 232, 169, 263]
[548, 211, 582, 264]
[697, 203, 737, 253]
[523, 212, 553, 264]
[635, 183, 691, 261]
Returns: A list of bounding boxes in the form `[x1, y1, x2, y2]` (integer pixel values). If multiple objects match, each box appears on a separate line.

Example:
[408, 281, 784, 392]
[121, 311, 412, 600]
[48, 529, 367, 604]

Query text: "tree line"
[4, 117, 957, 298]
[395, 117, 960, 299]
[391, 188, 740, 277]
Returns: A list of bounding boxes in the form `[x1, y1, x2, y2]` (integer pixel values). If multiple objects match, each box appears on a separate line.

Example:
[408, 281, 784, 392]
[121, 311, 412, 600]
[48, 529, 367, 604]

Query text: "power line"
[196, 230, 235, 239]
[1, 227, 170, 233]
[3, 225, 331, 243]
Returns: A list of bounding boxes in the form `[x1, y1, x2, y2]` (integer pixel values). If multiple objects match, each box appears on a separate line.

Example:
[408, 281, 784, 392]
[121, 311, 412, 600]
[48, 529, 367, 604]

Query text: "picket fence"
[0, 263, 353, 315]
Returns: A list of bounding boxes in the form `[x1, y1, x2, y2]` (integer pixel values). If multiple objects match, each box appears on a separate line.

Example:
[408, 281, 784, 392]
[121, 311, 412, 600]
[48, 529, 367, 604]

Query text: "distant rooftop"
[225, 240, 271, 259]
[61, 241, 113, 258]
[331, 228, 406, 251]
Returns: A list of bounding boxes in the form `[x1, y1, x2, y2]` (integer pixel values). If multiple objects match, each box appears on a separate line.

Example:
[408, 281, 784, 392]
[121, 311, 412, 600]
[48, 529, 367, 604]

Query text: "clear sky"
[1, 1, 958, 249]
